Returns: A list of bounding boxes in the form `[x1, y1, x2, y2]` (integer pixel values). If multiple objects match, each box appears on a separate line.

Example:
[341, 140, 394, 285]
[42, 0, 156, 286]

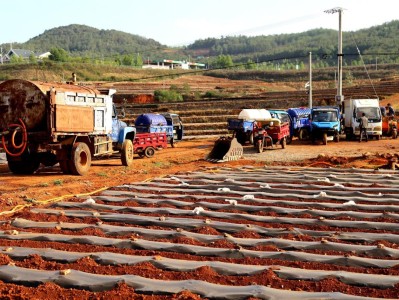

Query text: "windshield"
[355, 107, 381, 121]
[312, 110, 338, 122]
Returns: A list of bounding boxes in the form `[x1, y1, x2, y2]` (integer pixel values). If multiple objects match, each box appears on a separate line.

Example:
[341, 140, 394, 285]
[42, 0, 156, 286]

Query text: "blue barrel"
[135, 114, 167, 126]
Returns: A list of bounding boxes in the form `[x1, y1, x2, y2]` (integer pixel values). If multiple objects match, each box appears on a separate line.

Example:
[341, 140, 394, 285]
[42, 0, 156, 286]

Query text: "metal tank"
[0, 79, 100, 131]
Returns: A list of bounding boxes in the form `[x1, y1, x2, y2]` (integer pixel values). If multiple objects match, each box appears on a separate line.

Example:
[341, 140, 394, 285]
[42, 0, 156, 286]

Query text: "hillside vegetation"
[1, 21, 399, 67]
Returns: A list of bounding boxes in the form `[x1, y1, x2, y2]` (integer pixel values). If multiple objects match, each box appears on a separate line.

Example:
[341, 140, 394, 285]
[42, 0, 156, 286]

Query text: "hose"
[1, 118, 28, 157]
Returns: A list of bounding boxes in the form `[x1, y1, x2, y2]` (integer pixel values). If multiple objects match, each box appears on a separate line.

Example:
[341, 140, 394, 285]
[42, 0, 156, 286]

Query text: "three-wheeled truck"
[309, 106, 341, 145]
[133, 132, 167, 158]
[253, 118, 290, 153]
[135, 113, 183, 147]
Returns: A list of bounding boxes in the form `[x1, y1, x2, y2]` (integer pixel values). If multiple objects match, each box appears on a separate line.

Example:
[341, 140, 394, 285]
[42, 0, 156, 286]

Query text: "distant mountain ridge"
[4, 24, 164, 58]
[1, 21, 399, 65]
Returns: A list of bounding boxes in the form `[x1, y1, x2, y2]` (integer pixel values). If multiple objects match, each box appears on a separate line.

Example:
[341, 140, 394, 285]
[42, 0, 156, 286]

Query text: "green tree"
[29, 54, 37, 64]
[49, 47, 70, 62]
[213, 54, 234, 68]
[9, 55, 24, 64]
[245, 59, 256, 69]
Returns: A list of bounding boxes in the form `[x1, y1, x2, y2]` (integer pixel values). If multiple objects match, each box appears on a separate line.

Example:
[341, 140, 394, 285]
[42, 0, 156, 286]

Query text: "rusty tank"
[0, 79, 129, 175]
[0, 79, 100, 131]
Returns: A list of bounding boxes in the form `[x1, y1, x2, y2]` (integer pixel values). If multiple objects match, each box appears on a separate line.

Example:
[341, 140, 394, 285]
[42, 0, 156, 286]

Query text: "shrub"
[154, 90, 183, 102]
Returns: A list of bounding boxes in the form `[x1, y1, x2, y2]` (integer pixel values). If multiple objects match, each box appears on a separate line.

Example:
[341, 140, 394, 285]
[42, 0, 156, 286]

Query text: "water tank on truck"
[0, 79, 136, 175]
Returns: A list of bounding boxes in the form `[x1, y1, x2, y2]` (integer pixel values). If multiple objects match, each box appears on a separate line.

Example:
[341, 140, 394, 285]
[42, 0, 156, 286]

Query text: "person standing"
[359, 112, 368, 142]
[387, 103, 395, 117]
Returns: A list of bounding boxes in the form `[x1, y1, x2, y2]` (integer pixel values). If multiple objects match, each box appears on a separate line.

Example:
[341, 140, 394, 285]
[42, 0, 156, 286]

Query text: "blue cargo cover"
[135, 114, 167, 127]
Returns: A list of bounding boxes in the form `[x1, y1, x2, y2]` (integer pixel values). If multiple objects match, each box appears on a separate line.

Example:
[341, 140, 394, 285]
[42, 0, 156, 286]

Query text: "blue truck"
[286, 107, 312, 141]
[134, 113, 183, 147]
[309, 106, 341, 145]
[227, 109, 272, 145]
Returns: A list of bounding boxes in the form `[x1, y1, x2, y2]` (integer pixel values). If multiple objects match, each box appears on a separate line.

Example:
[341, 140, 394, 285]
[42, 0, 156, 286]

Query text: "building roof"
[7, 49, 35, 58]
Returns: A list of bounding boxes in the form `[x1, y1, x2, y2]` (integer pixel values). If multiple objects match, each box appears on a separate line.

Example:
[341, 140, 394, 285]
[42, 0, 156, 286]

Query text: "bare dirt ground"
[0, 136, 397, 215]
[0, 136, 399, 299]
[1, 75, 399, 299]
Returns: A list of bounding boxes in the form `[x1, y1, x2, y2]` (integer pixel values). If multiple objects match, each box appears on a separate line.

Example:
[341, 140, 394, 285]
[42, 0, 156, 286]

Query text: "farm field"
[1, 75, 399, 299]
[1, 135, 399, 299]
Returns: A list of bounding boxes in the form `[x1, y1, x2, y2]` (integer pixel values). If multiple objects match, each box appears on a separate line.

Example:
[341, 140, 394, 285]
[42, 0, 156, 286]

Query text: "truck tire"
[299, 128, 308, 140]
[59, 160, 72, 174]
[281, 137, 286, 149]
[69, 142, 91, 176]
[7, 151, 40, 175]
[8, 159, 40, 175]
[121, 139, 134, 167]
[392, 129, 398, 139]
[257, 139, 264, 153]
[322, 133, 328, 145]
[144, 146, 156, 158]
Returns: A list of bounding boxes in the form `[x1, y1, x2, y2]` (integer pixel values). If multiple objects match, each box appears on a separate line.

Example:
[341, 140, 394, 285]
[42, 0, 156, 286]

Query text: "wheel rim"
[69, 142, 91, 175]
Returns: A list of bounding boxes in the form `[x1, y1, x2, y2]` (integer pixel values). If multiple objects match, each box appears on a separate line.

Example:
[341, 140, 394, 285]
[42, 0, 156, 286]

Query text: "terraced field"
[110, 77, 399, 138]
[0, 166, 398, 298]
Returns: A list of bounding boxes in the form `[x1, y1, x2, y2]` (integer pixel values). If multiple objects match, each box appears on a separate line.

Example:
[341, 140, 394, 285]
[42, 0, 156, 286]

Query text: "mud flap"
[206, 137, 243, 163]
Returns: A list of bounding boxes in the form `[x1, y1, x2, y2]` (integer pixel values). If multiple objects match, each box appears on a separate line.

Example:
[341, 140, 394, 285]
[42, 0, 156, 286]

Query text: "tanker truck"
[0, 79, 136, 175]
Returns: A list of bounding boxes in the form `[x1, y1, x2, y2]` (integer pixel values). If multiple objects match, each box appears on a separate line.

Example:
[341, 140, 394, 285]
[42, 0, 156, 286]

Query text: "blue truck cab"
[286, 107, 312, 140]
[309, 106, 341, 145]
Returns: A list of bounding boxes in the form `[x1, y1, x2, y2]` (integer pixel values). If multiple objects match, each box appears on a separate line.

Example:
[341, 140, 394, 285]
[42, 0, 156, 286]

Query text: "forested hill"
[186, 20, 399, 65]
[11, 24, 165, 58]
[2, 21, 399, 65]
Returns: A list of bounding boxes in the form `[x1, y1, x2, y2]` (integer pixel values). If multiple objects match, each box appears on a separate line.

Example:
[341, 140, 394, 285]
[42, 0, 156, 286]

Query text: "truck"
[134, 113, 183, 147]
[227, 109, 272, 145]
[133, 132, 167, 158]
[309, 106, 341, 145]
[286, 107, 312, 141]
[0, 79, 136, 175]
[343, 98, 382, 140]
[268, 109, 293, 144]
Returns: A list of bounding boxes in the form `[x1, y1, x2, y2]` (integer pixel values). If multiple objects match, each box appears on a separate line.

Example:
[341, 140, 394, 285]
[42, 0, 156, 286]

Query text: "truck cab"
[309, 106, 341, 145]
[344, 99, 382, 140]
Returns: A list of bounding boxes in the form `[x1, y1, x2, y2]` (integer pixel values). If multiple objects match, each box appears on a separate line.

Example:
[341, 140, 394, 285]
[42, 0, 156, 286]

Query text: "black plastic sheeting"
[1, 166, 399, 299]
[0, 265, 384, 299]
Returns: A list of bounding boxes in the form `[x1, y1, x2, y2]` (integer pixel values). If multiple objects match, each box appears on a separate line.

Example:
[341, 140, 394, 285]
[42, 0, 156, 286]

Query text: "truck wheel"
[249, 132, 254, 145]
[59, 160, 72, 174]
[393, 129, 398, 139]
[281, 137, 286, 149]
[7, 151, 40, 175]
[257, 139, 264, 153]
[121, 139, 134, 167]
[322, 133, 328, 145]
[69, 142, 91, 176]
[299, 128, 308, 140]
[8, 159, 40, 175]
[144, 146, 156, 158]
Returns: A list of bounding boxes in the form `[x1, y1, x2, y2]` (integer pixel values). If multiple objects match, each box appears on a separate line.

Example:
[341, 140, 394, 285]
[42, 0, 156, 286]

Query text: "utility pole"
[309, 52, 312, 108]
[325, 7, 344, 110]
[0, 47, 3, 64]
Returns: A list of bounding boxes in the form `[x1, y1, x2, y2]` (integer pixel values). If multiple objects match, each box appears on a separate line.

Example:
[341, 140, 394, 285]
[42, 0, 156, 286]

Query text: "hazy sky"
[1, 0, 398, 47]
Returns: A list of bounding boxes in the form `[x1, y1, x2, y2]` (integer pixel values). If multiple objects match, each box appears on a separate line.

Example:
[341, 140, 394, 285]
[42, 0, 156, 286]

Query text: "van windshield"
[356, 107, 381, 121]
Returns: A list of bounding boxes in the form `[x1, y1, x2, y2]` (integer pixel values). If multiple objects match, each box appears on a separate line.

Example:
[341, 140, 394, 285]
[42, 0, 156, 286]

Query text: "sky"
[1, 0, 398, 47]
